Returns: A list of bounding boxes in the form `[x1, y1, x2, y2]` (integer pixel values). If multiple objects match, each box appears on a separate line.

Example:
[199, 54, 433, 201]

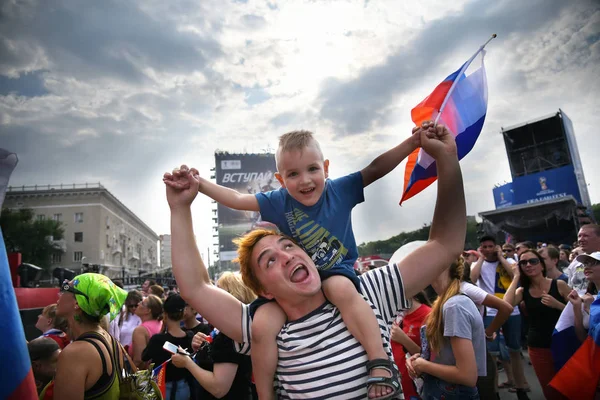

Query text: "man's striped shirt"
[236, 264, 410, 399]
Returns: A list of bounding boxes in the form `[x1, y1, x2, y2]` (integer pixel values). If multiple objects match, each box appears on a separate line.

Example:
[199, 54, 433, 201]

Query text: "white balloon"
[388, 241, 427, 266]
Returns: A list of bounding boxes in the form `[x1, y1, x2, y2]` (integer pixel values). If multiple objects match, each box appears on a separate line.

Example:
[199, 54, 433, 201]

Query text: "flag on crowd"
[550, 295, 600, 399]
[401, 35, 495, 204]
[152, 360, 168, 399]
[551, 302, 584, 371]
[0, 150, 37, 400]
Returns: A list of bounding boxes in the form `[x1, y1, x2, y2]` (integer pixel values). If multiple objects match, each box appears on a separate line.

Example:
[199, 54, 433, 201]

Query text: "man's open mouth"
[290, 265, 309, 283]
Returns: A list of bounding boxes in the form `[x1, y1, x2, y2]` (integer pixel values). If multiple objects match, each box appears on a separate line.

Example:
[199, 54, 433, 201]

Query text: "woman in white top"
[461, 260, 514, 399]
[108, 290, 142, 349]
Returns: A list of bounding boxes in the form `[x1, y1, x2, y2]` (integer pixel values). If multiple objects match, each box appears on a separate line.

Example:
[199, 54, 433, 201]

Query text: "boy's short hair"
[479, 235, 496, 244]
[276, 130, 324, 171]
[233, 229, 295, 296]
[545, 245, 560, 261]
[28, 337, 60, 361]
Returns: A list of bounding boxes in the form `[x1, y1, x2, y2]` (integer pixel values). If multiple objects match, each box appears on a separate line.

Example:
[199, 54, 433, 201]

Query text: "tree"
[0, 208, 64, 270]
[358, 216, 480, 256]
[593, 203, 600, 224]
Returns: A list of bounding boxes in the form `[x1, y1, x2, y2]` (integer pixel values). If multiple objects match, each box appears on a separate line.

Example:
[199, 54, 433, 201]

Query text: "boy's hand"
[418, 121, 457, 159]
[163, 164, 200, 210]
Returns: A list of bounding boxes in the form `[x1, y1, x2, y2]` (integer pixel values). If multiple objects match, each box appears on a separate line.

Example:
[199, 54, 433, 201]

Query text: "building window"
[106, 234, 110, 248]
[52, 253, 62, 264]
[74, 232, 83, 242]
[106, 216, 110, 229]
[37, 215, 46, 221]
[73, 251, 83, 262]
[53, 213, 62, 222]
[74, 212, 83, 223]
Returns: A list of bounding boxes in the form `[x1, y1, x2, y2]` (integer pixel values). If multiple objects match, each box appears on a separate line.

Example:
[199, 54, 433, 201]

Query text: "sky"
[1, 0, 599, 260]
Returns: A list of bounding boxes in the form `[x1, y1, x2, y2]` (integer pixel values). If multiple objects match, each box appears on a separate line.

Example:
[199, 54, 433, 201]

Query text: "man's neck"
[277, 292, 327, 322]
[546, 265, 561, 279]
[484, 256, 498, 263]
[184, 318, 200, 329]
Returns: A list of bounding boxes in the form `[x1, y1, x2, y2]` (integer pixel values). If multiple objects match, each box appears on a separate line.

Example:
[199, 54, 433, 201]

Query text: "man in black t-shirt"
[142, 294, 194, 399]
[182, 303, 212, 335]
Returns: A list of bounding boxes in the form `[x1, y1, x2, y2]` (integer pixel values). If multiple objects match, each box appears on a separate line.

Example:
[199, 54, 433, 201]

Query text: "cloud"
[317, 0, 572, 136]
[0, 0, 598, 254]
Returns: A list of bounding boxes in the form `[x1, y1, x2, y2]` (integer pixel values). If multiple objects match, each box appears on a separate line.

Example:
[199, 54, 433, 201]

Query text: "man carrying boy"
[176, 128, 420, 399]
[165, 122, 466, 399]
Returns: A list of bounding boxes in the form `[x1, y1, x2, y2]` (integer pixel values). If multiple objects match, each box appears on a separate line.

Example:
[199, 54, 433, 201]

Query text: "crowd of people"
[22, 121, 599, 399]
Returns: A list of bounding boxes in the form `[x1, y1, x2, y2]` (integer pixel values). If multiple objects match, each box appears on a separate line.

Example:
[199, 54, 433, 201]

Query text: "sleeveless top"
[129, 319, 163, 357]
[76, 331, 121, 400]
[523, 279, 565, 348]
[141, 319, 163, 337]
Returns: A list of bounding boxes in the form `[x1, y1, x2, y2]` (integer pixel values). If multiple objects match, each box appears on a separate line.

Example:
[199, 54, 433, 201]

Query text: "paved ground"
[498, 351, 544, 400]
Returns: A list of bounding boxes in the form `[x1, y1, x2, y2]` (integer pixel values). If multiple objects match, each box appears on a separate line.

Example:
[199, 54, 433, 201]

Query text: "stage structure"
[481, 110, 594, 244]
[213, 152, 280, 271]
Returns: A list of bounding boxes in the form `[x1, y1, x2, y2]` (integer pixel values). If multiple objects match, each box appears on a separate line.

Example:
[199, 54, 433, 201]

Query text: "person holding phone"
[142, 294, 193, 400]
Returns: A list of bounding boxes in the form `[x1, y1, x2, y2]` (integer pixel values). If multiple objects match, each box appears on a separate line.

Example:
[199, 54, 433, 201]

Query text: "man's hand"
[418, 121, 457, 160]
[164, 164, 200, 210]
[191, 332, 210, 352]
[495, 245, 504, 259]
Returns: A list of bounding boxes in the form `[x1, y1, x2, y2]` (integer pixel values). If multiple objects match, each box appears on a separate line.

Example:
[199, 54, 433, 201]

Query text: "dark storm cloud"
[0, 0, 223, 83]
[318, 0, 571, 136]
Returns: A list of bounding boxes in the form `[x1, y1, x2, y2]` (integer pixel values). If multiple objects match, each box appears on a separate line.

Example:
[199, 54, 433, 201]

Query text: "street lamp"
[80, 256, 87, 272]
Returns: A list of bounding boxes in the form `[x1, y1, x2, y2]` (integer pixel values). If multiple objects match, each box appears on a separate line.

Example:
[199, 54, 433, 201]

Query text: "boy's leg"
[322, 275, 394, 399]
[251, 301, 287, 400]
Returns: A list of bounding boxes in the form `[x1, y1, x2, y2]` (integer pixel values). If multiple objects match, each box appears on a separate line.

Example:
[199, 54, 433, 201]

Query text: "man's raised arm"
[165, 165, 244, 342]
[399, 122, 467, 299]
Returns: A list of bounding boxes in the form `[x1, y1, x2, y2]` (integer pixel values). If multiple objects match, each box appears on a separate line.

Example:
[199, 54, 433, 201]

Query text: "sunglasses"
[518, 258, 541, 268]
[503, 249, 514, 252]
[60, 280, 90, 301]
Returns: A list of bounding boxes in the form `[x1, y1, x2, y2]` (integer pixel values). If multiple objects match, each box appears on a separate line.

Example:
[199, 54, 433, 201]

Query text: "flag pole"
[434, 34, 497, 126]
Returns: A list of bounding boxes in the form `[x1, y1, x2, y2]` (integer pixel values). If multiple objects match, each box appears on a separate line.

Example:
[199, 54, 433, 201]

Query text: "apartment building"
[159, 234, 171, 269]
[4, 183, 159, 279]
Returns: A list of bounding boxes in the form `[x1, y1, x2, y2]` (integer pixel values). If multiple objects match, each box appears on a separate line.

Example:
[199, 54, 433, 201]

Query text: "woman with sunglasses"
[53, 273, 127, 400]
[504, 249, 571, 400]
[108, 290, 142, 352]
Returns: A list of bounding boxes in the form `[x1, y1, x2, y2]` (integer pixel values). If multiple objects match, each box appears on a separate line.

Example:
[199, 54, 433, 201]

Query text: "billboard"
[492, 182, 514, 209]
[215, 153, 280, 261]
[512, 165, 581, 205]
[561, 110, 592, 207]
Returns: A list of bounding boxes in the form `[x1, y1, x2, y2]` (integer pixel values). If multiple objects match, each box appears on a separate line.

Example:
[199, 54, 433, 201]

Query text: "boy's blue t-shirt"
[255, 171, 364, 271]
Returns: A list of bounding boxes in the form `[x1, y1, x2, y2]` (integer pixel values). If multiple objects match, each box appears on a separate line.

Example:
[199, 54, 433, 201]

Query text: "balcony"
[129, 251, 140, 261]
[52, 239, 67, 253]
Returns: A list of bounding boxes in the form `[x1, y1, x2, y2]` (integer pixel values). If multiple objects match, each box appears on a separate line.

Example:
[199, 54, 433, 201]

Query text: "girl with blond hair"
[406, 257, 486, 399]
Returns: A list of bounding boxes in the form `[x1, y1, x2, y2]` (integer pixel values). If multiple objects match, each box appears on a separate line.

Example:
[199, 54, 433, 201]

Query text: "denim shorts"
[484, 314, 522, 355]
[165, 379, 190, 400]
[422, 375, 479, 400]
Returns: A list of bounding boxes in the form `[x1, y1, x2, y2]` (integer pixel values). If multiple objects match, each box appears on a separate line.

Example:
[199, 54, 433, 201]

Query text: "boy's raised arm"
[360, 134, 419, 187]
[165, 165, 245, 342]
[198, 175, 260, 212]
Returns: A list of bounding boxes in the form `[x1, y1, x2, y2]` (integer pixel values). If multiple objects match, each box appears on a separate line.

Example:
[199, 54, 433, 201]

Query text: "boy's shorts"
[248, 262, 361, 318]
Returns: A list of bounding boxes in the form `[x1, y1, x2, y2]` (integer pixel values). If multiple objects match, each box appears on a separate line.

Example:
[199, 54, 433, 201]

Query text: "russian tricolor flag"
[401, 37, 492, 204]
[0, 149, 38, 399]
[550, 295, 600, 399]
